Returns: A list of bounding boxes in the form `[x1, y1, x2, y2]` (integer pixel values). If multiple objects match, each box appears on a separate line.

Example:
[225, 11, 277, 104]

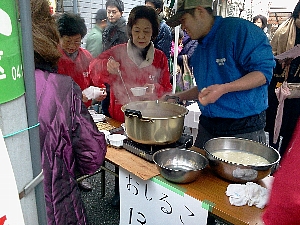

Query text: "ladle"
[109, 56, 131, 102]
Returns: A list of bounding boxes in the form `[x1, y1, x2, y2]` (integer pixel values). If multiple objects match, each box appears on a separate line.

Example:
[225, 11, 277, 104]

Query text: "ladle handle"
[109, 56, 131, 102]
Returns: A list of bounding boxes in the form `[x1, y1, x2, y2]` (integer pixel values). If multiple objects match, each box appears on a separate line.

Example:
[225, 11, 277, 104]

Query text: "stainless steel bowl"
[204, 137, 281, 183]
[153, 148, 209, 183]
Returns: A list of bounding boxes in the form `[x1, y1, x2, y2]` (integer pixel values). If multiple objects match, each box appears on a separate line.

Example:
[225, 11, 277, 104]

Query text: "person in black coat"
[177, 31, 198, 69]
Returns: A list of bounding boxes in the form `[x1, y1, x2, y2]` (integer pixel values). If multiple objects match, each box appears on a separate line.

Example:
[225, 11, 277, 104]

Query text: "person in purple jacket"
[30, 0, 107, 224]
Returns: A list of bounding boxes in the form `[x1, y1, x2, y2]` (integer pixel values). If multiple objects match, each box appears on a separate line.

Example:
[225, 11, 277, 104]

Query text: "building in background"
[53, 0, 142, 46]
[51, 0, 298, 49]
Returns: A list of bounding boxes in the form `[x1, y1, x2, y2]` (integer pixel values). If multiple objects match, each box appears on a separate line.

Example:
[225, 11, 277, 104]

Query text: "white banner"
[0, 129, 25, 225]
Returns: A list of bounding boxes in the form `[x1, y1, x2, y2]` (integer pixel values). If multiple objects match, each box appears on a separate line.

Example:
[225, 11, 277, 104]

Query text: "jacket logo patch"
[216, 58, 226, 66]
[149, 74, 155, 81]
[83, 72, 89, 77]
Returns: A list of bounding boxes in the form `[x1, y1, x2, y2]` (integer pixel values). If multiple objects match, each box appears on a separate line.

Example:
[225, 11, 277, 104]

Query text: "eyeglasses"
[62, 36, 82, 46]
[64, 40, 82, 46]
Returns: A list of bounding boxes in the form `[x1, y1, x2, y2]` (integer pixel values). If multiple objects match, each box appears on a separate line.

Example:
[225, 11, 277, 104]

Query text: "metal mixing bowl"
[153, 148, 209, 183]
[204, 137, 281, 183]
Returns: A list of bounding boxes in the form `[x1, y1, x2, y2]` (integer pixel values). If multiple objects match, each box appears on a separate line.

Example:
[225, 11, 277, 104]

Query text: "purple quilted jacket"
[35, 69, 107, 224]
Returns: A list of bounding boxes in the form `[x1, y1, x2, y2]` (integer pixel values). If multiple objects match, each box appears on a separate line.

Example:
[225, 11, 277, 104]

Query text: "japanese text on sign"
[119, 168, 208, 225]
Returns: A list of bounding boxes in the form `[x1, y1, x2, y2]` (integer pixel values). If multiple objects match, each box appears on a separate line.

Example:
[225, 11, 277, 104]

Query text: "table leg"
[100, 161, 106, 198]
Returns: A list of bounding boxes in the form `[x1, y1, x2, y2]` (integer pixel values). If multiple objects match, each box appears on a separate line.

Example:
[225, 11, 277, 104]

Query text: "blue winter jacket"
[153, 20, 172, 59]
[191, 16, 275, 119]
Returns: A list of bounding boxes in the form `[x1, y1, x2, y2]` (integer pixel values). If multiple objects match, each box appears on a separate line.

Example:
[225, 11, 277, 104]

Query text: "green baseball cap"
[166, 0, 213, 27]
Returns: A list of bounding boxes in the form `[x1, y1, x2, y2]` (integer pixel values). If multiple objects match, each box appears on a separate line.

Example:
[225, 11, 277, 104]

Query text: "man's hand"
[198, 84, 226, 106]
[160, 94, 180, 103]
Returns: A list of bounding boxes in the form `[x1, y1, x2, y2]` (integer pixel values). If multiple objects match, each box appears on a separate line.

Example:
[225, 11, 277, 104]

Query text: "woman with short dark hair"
[253, 14, 268, 30]
[57, 13, 106, 108]
[253, 14, 270, 40]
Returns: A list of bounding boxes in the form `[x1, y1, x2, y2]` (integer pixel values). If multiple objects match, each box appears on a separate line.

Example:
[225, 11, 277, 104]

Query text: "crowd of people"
[26, 0, 300, 223]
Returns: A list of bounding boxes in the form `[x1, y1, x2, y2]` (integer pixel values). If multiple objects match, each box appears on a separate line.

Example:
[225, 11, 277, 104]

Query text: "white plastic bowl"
[91, 113, 106, 122]
[130, 87, 148, 96]
[107, 134, 127, 147]
[88, 109, 97, 115]
[99, 130, 110, 140]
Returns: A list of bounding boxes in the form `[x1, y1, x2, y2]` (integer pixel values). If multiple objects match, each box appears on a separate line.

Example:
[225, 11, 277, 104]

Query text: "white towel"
[225, 182, 269, 209]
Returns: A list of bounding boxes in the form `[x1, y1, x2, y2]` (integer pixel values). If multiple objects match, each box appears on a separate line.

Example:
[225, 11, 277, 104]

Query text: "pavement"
[82, 105, 120, 225]
[81, 162, 120, 225]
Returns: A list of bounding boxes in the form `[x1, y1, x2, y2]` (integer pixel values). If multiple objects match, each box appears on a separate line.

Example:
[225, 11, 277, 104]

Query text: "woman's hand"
[107, 57, 120, 75]
[82, 94, 89, 103]
[144, 83, 155, 94]
[94, 88, 107, 102]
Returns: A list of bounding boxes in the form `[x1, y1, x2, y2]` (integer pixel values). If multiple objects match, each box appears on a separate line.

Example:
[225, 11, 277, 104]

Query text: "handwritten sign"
[0, 129, 25, 225]
[119, 167, 208, 225]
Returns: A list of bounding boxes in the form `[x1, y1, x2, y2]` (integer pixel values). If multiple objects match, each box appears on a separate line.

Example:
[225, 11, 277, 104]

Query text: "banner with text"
[0, 1, 25, 104]
[0, 129, 25, 225]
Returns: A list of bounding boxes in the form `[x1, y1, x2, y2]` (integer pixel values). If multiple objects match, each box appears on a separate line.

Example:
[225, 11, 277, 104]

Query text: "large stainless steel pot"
[121, 101, 188, 145]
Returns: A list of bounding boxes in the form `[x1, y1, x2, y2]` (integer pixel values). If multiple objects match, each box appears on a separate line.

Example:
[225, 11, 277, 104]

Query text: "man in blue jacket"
[166, 0, 275, 149]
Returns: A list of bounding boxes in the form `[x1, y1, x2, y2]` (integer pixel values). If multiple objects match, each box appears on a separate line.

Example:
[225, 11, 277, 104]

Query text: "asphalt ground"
[82, 105, 120, 225]
[81, 162, 120, 225]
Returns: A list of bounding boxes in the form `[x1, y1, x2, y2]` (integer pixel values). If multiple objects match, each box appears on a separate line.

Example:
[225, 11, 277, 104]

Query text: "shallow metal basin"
[153, 148, 209, 183]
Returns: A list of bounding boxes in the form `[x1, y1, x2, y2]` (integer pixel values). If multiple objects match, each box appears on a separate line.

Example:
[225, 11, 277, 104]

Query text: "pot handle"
[164, 95, 181, 103]
[124, 109, 153, 123]
[124, 109, 142, 119]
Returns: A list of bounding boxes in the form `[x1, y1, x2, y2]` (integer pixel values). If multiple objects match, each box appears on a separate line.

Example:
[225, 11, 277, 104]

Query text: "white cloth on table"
[225, 182, 269, 209]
